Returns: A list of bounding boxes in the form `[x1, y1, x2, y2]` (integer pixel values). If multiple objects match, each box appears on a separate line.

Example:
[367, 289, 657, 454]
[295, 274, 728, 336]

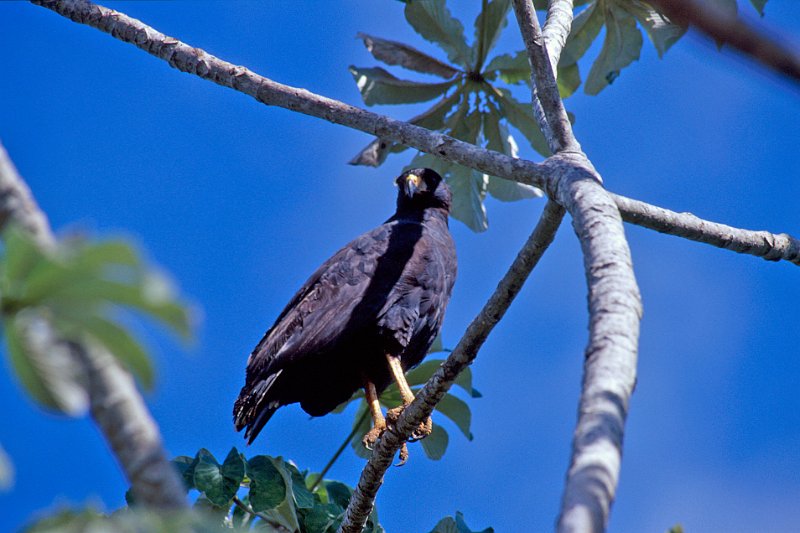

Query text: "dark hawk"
[233, 168, 457, 460]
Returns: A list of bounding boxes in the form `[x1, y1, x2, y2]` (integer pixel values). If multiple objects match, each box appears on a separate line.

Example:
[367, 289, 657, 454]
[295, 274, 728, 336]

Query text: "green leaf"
[584, 3, 643, 95]
[0, 443, 13, 491]
[171, 455, 197, 491]
[493, 88, 551, 157]
[193, 448, 241, 507]
[559, 2, 605, 67]
[420, 422, 449, 460]
[557, 62, 581, 98]
[429, 511, 494, 533]
[349, 66, 456, 106]
[72, 239, 141, 270]
[436, 393, 472, 440]
[299, 502, 341, 532]
[4, 313, 88, 416]
[357, 32, 459, 78]
[405, 0, 471, 67]
[285, 461, 316, 509]
[625, 1, 686, 58]
[350, 90, 462, 167]
[482, 105, 543, 201]
[447, 164, 488, 233]
[324, 481, 353, 509]
[350, 401, 373, 458]
[472, 0, 511, 68]
[484, 51, 530, 85]
[749, 0, 767, 16]
[247, 455, 287, 512]
[1, 227, 48, 286]
[58, 314, 154, 390]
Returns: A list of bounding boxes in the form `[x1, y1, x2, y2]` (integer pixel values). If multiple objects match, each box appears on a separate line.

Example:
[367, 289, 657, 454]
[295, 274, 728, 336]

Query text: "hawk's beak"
[403, 173, 422, 197]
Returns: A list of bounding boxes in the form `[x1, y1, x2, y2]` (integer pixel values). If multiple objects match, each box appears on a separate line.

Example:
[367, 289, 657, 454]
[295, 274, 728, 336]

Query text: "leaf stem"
[310, 408, 370, 493]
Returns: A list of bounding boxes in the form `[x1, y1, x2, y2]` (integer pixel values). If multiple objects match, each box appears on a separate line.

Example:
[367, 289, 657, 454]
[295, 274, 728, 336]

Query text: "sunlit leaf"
[447, 165, 488, 233]
[405, 0, 471, 67]
[482, 105, 543, 201]
[493, 88, 551, 156]
[559, 2, 605, 68]
[625, 1, 686, 58]
[436, 393, 473, 440]
[484, 51, 530, 85]
[357, 32, 459, 78]
[557, 62, 581, 98]
[420, 422, 448, 460]
[350, 90, 462, 167]
[584, 4, 643, 95]
[471, 0, 511, 68]
[350, 66, 456, 106]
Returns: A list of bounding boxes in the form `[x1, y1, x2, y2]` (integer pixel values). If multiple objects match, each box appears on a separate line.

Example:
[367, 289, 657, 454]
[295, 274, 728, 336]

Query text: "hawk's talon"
[386, 404, 432, 441]
[362, 422, 386, 450]
[395, 443, 409, 466]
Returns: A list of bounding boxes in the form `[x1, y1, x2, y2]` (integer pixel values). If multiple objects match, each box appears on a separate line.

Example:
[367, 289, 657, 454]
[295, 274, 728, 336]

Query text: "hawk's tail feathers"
[232, 369, 283, 444]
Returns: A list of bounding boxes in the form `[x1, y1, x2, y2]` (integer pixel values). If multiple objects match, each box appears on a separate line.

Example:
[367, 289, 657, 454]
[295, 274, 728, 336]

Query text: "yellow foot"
[386, 405, 433, 442]
[361, 422, 386, 450]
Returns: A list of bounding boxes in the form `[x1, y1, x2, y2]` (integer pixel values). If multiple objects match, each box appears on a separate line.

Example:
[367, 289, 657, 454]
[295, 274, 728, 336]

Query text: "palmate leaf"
[350, 66, 457, 106]
[0, 230, 193, 412]
[357, 32, 459, 78]
[585, 2, 643, 95]
[471, 0, 511, 69]
[404, 0, 471, 67]
[482, 104, 543, 201]
[484, 51, 530, 85]
[625, 1, 686, 58]
[350, 89, 463, 167]
[493, 88, 551, 157]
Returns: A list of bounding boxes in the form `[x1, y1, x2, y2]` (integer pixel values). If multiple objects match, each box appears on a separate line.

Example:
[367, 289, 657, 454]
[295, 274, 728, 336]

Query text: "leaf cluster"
[0, 227, 192, 415]
[170, 448, 384, 532]
[349, 0, 543, 232]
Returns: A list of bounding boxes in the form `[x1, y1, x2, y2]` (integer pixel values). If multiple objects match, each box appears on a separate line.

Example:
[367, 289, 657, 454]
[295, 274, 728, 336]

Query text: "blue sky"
[1, 1, 799, 532]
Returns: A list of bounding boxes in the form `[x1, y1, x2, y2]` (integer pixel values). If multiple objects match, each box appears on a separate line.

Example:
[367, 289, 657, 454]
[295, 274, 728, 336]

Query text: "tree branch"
[0, 141, 187, 509]
[613, 193, 800, 265]
[25, 2, 795, 531]
[649, 0, 800, 84]
[340, 200, 566, 533]
[541, 0, 575, 68]
[512, 0, 579, 153]
[512, 4, 641, 532]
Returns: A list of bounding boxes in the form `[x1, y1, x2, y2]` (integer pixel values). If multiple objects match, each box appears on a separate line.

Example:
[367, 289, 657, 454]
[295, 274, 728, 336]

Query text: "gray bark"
[0, 141, 187, 509]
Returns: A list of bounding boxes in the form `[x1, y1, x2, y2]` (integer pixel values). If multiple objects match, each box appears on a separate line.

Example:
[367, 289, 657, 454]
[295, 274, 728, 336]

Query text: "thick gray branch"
[512, 0, 580, 153]
[650, 0, 800, 84]
[542, 0, 575, 67]
[0, 141, 187, 509]
[340, 200, 566, 533]
[514, 4, 640, 531]
[613, 193, 800, 265]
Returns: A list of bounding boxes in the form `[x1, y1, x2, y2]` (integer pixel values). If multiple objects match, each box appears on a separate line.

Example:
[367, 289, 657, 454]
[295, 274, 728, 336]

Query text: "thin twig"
[0, 141, 187, 509]
[649, 0, 800, 84]
[310, 409, 370, 493]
